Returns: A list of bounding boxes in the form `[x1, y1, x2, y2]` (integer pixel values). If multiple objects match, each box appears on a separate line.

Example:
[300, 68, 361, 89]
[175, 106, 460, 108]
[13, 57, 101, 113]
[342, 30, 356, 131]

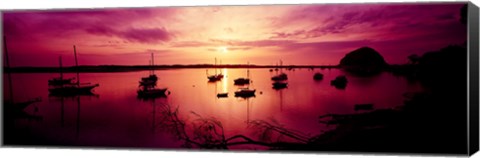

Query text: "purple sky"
[2, 3, 467, 67]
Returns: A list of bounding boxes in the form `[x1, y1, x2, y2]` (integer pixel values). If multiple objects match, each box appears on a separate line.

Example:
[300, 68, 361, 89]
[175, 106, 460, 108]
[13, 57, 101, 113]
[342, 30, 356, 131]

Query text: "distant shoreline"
[3, 64, 340, 73]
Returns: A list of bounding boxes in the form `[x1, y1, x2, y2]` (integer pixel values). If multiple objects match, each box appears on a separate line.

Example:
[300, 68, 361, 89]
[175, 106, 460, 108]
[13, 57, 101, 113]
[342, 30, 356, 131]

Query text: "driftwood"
[153, 103, 405, 150]
[154, 104, 311, 149]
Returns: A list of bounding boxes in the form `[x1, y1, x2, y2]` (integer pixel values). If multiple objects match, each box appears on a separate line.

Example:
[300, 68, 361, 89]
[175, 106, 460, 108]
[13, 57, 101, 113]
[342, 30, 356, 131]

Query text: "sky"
[2, 3, 467, 67]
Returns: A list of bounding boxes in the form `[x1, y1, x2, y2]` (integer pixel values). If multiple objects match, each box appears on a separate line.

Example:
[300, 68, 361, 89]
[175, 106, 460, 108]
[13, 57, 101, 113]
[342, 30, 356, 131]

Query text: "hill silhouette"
[339, 47, 387, 76]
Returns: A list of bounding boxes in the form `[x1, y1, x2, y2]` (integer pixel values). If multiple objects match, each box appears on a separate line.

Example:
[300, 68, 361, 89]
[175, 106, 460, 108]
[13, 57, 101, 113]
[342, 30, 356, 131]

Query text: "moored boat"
[271, 73, 288, 81]
[48, 45, 99, 95]
[137, 87, 168, 98]
[207, 58, 224, 82]
[313, 73, 324, 80]
[217, 92, 228, 98]
[140, 53, 158, 86]
[234, 62, 252, 85]
[272, 81, 288, 89]
[48, 56, 75, 86]
[234, 88, 256, 98]
[49, 84, 99, 95]
[331, 75, 348, 89]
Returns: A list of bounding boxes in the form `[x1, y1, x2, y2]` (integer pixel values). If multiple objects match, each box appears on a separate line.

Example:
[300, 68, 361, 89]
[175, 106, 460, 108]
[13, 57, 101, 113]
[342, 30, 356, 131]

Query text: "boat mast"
[214, 57, 217, 75]
[74, 45, 80, 86]
[3, 36, 14, 103]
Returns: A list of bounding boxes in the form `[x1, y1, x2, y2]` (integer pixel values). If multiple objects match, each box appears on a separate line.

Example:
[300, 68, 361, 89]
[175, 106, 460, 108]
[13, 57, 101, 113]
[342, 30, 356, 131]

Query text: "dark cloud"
[2, 8, 177, 42]
[269, 3, 466, 39]
[121, 28, 171, 43]
[270, 30, 306, 39]
[85, 26, 171, 43]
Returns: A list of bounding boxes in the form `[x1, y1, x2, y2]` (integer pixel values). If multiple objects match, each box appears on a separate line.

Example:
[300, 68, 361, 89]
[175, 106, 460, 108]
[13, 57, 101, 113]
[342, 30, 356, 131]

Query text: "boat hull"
[208, 75, 223, 82]
[272, 82, 288, 89]
[48, 84, 99, 96]
[137, 88, 168, 98]
[234, 78, 250, 85]
[234, 89, 256, 98]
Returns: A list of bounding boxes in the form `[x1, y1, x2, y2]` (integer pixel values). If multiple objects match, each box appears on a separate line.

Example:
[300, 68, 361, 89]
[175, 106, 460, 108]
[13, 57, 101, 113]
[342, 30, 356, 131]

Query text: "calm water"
[4, 68, 422, 149]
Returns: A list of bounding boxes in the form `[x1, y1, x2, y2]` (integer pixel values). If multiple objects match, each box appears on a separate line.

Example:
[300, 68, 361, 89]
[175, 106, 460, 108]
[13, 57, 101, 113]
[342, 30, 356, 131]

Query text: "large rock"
[339, 47, 387, 76]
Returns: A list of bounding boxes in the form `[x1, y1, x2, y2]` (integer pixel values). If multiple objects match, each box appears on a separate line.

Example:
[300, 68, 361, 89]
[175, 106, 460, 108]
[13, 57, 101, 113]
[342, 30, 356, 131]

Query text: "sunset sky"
[2, 3, 467, 67]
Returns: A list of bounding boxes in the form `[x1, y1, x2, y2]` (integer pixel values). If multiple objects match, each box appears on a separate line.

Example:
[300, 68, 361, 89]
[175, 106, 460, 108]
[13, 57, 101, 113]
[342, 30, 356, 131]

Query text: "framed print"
[1, 1, 479, 156]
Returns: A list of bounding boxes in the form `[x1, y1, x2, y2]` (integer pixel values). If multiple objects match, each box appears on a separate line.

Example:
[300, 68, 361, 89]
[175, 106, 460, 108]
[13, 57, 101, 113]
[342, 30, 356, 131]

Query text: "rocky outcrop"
[339, 47, 387, 76]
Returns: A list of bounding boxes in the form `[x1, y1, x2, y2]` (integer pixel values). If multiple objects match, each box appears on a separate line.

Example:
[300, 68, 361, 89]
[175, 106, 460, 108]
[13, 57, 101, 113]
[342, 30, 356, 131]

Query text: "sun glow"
[218, 46, 229, 53]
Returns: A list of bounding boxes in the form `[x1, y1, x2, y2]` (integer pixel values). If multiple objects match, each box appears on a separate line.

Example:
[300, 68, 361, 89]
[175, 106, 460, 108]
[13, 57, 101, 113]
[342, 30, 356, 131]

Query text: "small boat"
[234, 78, 250, 85]
[207, 58, 224, 82]
[234, 88, 256, 98]
[48, 45, 99, 95]
[269, 69, 273, 72]
[217, 92, 228, 98]
[271, 60, 288, 81]
[137, 87, 168, 97]
[208, 74, 224, 82]
[140, 53, 158, 86]
[48, 56, 75, 86]
[313, 73, 324, 80]
[49, 83, 99, 95]
[139, 76, 157, 86]
[234, 62, 251, 85]
[272, 81, 288, 89]
[331, 75, 348, 89]
[141, 74, 158, 82]
[354, 104, 374, 111]
[271, 73, 288, 81]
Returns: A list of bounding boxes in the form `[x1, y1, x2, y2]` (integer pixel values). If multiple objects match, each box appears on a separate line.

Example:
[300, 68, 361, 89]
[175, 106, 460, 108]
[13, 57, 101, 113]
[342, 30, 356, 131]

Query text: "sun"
[218, 46, 228, 53]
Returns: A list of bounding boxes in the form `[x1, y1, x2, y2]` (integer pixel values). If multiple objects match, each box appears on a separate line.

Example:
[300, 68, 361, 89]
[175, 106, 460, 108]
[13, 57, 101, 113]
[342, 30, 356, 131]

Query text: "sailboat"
[313, 72, 324, 80]
[3, 35, 42, 116]
[234, 88, 256, 98]
[139, 53, 158, 86]
[271, 60, 288, 89]
[272, 81, 288, 89]
[137, 86, 168, 98]
[271, 60, 288, 81]
[234, 62, 251, 85]
[234, 64, 256, 98]
[330, 75, 348, 89]
[48, 45, 99, 95]
[207, 58, 224, 82]
[137, 53, 168, 98]
[48, 56, 75, 86]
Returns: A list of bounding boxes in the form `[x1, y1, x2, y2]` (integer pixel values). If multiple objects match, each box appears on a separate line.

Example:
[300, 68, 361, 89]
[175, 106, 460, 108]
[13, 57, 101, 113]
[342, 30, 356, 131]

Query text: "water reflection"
[4, 68, 421, 148]
[222, 68, 228, 93]
[49, 94, 100, 139]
